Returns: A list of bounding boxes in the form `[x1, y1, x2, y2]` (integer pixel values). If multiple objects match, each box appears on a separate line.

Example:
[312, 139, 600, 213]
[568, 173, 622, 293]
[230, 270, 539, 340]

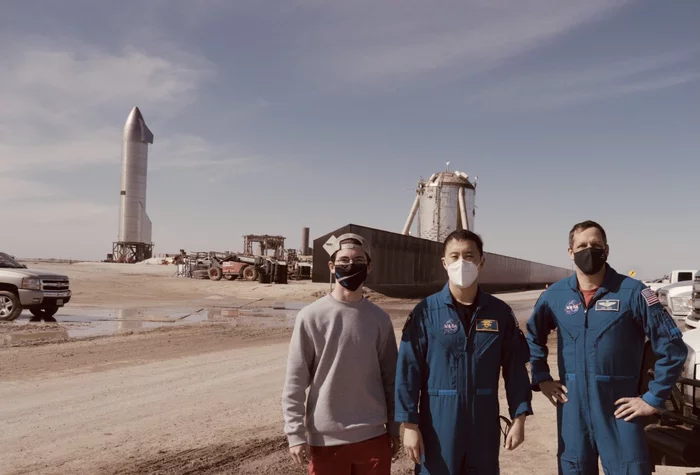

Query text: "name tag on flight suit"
[595, 300, 620, 311]
[476, 319, 499, 332]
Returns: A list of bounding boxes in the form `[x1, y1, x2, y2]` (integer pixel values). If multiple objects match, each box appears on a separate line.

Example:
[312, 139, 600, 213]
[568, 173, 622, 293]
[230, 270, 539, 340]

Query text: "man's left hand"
[614, 397, 659, 421]
[505, 415, 526, 451]
[390, 435, 401, 460]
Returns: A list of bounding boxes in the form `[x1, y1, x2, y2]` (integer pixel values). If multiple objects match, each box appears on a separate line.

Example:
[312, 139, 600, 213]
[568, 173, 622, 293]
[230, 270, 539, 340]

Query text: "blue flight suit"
[395, 284, 533, 475]
[526, 265, 688, 475]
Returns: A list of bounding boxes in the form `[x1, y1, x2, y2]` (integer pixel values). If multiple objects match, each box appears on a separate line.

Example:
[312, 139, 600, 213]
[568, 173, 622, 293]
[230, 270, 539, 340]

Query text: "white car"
[685, 271, 700, 329]
[657, 281, 693, 323]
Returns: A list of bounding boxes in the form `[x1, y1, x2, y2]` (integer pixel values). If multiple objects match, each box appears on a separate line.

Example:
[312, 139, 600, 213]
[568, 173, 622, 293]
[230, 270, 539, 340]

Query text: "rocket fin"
[141, 120, 154, 144]
[141, 209, 152, 244]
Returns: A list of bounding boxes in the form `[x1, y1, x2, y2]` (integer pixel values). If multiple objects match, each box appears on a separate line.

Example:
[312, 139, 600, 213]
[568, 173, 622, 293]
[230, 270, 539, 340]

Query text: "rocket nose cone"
[123, 106, 154, 144]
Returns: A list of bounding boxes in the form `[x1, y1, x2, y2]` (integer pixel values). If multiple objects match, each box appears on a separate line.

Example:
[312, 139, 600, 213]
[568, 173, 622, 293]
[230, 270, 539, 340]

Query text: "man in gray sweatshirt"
[282, 233, 400, 475]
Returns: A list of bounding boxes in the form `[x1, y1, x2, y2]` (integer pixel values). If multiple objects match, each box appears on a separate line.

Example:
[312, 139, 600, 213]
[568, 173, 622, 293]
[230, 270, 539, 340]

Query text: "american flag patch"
[641, 288, 660, 306]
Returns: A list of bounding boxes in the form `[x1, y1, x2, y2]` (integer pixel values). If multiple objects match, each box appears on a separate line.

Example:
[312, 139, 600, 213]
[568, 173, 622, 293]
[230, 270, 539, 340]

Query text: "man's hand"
[505, 415, 526, 451]
[390, 435, 401, 460]
[289, 443, 309, 465]
[614, 397, 658, 421]
[539, 380, 568, 406]
[402, 423, 424, 465]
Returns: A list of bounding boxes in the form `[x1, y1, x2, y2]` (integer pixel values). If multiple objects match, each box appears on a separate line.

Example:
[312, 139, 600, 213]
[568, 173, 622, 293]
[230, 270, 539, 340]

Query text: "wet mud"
[0, 302, 306, 347]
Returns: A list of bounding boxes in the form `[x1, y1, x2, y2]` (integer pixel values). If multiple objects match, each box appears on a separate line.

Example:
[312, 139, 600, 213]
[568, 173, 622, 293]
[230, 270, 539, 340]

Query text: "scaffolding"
[243, 234, 286, 261]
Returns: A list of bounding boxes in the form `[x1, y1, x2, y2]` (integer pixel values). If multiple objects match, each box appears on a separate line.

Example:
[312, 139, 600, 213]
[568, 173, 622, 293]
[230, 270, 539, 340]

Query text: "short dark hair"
[330, 238, 372, 264]
[443, 230, 484, 257]
[568, 220, 607, 249]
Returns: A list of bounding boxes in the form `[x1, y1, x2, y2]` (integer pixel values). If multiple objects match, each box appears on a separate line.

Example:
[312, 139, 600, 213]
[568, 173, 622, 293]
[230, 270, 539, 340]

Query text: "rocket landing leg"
[112, 242, 154, 263]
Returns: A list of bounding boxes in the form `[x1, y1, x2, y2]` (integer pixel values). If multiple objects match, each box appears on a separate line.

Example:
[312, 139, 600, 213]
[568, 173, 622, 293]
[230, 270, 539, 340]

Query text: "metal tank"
[301, 227, 310, 255]
[112, 107, 154, 263]
[402, 167, 477, 242]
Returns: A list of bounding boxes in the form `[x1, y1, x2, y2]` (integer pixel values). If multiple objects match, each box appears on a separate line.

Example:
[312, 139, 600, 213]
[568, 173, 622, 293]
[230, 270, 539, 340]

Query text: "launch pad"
[112, 241, 154, 263]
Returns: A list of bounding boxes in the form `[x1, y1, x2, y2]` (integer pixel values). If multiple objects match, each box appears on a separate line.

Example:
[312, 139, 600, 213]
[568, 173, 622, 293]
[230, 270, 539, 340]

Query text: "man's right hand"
[539, 380, 568, 406]
[403, 423, 424, 465]
[289, 443, 309, 465]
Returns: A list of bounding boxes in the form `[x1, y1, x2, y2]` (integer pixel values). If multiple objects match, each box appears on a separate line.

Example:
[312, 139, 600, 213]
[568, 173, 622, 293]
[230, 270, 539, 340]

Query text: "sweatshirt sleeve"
[281, 312, 315, 447]
[378, 315, 399, 437]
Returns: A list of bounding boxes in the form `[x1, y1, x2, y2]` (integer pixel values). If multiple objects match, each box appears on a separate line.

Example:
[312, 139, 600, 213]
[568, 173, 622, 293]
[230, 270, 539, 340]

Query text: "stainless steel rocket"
[118, 107, 153, 244]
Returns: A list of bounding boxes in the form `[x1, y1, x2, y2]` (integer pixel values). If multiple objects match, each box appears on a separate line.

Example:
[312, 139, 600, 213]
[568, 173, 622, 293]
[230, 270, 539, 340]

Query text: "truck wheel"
[30, 307, 59, 322]
[0, 291, 22, 321]
[208, 267, 223, 281]
[242, 266, 259, 281]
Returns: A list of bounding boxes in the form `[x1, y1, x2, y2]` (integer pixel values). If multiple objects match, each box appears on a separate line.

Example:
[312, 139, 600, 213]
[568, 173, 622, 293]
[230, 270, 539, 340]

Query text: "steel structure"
[243, 234, 286, 260]
[113, 106, 154, 262]
[402, 165, 477, 242]
[301, 227, 311, 255]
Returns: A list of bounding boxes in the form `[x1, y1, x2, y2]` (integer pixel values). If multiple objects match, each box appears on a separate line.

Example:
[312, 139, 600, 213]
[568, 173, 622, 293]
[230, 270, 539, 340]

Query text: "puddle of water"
[5, 301, 309, 342]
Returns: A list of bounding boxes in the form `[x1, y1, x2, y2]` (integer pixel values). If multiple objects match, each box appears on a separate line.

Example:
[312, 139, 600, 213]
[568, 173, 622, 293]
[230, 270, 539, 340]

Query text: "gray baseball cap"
[329, 233, 370, 259]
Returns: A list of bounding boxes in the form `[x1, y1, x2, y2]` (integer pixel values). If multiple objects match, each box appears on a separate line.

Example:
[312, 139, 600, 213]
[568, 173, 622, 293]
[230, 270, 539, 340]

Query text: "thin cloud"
[299, 0, 630, 89]
[466, 51, 700, 109]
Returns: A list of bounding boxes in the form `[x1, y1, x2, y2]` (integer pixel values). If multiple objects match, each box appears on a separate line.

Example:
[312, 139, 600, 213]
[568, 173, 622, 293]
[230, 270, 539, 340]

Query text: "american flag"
[641, 288, 660, 306]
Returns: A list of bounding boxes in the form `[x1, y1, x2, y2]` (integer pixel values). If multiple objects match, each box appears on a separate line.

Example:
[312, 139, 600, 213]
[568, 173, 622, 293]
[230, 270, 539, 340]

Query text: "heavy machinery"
[180, 252, 275, 282]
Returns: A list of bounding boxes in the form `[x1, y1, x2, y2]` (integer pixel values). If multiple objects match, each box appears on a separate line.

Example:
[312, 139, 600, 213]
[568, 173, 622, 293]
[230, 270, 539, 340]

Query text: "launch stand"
[112, 241, 154, 263]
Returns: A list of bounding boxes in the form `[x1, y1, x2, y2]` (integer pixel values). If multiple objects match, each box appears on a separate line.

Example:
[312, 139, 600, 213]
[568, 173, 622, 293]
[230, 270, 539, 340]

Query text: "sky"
[1, 0, 698, 280]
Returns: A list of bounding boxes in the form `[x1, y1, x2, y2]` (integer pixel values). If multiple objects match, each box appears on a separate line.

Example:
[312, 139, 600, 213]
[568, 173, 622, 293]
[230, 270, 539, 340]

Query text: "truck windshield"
[678, 272, 693, 282]
[0, 253, 25, 268]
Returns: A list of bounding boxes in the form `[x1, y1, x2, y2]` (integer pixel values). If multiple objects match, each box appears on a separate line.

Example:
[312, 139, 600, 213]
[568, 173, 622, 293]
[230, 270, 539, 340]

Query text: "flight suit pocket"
[594, 375, 647, 459]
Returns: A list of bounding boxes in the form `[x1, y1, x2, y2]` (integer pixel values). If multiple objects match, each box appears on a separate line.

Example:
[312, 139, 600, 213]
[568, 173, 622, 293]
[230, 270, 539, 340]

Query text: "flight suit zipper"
[577, 287, 606, 446]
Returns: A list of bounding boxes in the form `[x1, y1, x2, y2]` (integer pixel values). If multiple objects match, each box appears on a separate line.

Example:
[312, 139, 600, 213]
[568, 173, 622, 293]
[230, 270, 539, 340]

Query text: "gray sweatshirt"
[282, 294, 399, 447]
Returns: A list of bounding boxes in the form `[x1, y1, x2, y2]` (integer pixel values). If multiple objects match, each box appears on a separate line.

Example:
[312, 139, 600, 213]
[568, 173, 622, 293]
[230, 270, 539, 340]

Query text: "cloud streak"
[298, 0, 630, 90]
[465, 51, 700, 109]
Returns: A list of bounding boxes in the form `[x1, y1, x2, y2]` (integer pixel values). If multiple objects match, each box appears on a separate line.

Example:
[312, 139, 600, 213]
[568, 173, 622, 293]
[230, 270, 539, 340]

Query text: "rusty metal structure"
[243, 234, 286, 260]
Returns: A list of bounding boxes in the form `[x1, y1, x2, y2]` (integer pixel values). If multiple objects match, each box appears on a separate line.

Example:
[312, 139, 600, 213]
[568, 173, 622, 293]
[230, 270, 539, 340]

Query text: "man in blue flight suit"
[395, 230, 533, 475]
[526, 220, 688, 475]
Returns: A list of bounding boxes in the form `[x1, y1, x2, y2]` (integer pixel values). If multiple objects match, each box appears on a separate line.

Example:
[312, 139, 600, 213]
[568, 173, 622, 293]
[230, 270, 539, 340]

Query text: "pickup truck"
[0, 252, 72, 321]
[642, 327, 700, 468]
[686, 271, 700, 329]
[645, 269, 698, 292]
[657, 281, 694, 323]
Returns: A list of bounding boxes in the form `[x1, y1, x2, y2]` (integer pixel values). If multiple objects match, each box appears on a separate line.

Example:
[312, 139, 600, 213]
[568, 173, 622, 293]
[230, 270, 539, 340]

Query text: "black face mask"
[574, 247, 607, 275]
[334, 263, 368, 291]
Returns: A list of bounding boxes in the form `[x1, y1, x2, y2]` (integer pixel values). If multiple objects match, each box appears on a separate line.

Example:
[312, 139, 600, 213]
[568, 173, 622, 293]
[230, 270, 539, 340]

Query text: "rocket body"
[118, 107, 153, 243]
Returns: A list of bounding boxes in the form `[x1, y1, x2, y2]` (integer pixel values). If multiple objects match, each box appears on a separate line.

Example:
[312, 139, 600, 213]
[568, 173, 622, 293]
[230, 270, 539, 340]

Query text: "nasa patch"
[443, 319, 459, 335]
[565, 300, 581, 315]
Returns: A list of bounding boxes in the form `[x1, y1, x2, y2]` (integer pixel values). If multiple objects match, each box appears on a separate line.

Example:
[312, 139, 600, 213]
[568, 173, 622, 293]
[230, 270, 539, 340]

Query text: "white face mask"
[446, 259, 479, 289]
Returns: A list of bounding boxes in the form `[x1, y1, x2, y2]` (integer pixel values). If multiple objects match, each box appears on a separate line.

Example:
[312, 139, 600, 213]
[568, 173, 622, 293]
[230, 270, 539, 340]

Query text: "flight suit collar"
[439, 282, 491, 310]
[566, 264, 619, 299]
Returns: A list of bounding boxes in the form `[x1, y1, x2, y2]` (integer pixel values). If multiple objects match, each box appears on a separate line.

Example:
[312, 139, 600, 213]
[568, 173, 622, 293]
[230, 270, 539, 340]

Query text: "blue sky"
[1, 0, 698, 280]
